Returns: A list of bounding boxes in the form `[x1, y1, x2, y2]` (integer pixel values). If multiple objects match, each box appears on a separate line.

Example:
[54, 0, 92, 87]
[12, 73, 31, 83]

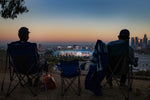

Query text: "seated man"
[106, 29, 137, 87]
[11, 27, 47, 86]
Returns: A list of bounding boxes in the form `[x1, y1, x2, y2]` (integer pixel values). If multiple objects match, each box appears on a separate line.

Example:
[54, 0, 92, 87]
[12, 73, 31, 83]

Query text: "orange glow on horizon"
[0, 24, 149, 43]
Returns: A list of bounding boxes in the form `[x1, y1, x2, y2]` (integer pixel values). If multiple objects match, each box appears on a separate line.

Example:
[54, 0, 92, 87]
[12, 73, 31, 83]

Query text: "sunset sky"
[0, 0, 150, 43]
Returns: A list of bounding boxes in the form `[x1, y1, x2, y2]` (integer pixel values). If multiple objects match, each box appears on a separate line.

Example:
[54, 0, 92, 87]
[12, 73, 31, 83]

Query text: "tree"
[0, 0, 28, 19]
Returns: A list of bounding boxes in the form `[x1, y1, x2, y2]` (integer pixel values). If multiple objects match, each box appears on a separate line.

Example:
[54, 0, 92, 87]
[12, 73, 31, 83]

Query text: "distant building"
[57, 46, 62, 49]
[135, 37, 138, 46]
[38, 44, 42, 52]
[85, 46, 89, 49]
[142, 34, 148, 48]
[73, 45, 79, 49]
[131, 37, 134, 48]
[135, 37, 138, 49]
[67, 46, 73, 49]
[38, 44, 47, 57]
[131, 34, 149, 50]
[140, 39, 143, 48]
[148, 40, 150, 48]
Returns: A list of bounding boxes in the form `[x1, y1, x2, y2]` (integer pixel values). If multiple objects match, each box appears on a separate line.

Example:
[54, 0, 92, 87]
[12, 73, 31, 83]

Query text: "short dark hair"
[18, 27, 30, 41]
[118, 29, 130, 40]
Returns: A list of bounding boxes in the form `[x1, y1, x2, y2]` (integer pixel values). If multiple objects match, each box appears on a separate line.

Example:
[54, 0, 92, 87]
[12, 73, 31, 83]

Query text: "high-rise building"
[148, 40, 150, 48]
[140, 39, 143, 48]
[131, 37, 134, 48]
[131, 34, 149, 49]
[135, 37, 138, 47]
[142, 34, 148, 48]
[38, 43, 42, 51]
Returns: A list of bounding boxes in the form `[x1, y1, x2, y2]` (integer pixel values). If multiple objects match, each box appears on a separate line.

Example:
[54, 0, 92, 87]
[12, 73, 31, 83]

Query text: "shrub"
[134, 70, 150, 76]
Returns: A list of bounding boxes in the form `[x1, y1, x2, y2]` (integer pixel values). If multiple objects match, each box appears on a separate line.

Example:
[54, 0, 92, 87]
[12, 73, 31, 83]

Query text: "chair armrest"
[56, 64, 62, 71]
[79, 63, 86, 70]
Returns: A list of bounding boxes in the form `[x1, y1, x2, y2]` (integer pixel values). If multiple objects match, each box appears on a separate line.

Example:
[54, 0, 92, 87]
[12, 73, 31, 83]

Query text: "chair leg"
[7, 82, 20, 96]
[60, 76, 81, 96]
[78, 75, 81, 96]
[7, 73, 19, 96]
[128, 75, 132, 91]
[15, 74, 37, 96]
[61, 77, 64, 96]
[20, 75, 37, 96]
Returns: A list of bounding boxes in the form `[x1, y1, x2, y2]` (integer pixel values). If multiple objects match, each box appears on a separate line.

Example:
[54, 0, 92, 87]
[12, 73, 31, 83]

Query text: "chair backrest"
[60, 60, 79, 78]
[107, 40, 129, 75]
[8, 41, 39, 74]
[94, 40, 109, 71]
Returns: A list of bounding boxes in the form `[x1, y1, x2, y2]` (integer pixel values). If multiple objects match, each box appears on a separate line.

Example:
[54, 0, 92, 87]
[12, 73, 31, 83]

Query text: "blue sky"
[0, 0, 150, 42]
[27, 0, 150, 19]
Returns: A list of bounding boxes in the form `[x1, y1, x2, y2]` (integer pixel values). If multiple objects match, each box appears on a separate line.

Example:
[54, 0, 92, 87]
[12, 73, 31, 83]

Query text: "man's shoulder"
[27, 42, 37, 46]
[9, 41, 19, 44]
[9, 41, 37, 47]
[23, 42, 37, 48]
[107, 40, 124, 46]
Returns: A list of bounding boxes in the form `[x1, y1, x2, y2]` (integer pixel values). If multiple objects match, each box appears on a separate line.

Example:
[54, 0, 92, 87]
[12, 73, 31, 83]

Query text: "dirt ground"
[0, 73, 150, 100]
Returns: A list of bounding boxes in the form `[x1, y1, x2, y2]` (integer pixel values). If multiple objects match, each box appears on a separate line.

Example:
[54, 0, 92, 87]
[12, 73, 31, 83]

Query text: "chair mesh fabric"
[4, 41, 40, 96]
[8, 42, 38, 74]
[60, 60, 80, 78]
[57, 60, 81, 96]
[108, 41, 129, 75]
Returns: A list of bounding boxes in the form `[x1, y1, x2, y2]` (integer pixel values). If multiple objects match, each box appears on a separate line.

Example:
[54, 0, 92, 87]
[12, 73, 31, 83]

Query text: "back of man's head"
[118, 29, 130, 40]
[18, 27, 30, 42]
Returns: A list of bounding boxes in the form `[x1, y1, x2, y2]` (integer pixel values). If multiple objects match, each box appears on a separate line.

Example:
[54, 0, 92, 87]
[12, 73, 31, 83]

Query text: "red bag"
[44, 74, 56, 90]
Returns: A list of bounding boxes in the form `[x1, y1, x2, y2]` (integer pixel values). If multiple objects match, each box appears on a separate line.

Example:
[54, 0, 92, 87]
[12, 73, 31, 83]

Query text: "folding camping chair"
[105, 40, 132, 100]
[57, 60, 81, 96]
[2, 41, 42, 96]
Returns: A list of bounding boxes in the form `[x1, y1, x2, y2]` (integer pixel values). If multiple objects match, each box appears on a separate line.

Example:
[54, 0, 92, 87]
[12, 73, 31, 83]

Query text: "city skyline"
[0, 0, 150, 42]
[131, 34, 150, 49]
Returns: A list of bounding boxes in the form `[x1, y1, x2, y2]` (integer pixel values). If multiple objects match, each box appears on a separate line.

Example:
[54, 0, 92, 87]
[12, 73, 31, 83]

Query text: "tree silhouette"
[0, 0, 28, 19]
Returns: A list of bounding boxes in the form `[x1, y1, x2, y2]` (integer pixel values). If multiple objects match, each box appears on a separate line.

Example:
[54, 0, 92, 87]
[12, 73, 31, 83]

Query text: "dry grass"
[0, 73, 150, 100]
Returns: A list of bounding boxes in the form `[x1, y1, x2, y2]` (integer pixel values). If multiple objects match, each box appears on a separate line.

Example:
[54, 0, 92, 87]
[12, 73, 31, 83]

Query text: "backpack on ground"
[44, 74, 56, 90]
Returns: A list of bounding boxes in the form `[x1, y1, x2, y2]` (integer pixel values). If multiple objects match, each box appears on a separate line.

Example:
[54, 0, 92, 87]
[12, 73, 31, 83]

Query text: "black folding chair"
[105, 40, 132, 100]
[56, 60, 81, 96]
[1, 41, 42, 96]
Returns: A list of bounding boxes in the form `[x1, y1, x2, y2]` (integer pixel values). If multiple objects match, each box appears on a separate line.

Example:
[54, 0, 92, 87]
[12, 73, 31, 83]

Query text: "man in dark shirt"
[18, 27, 40, 86]
[106, 29, 136, 87]
[16, 27, 49, 87]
